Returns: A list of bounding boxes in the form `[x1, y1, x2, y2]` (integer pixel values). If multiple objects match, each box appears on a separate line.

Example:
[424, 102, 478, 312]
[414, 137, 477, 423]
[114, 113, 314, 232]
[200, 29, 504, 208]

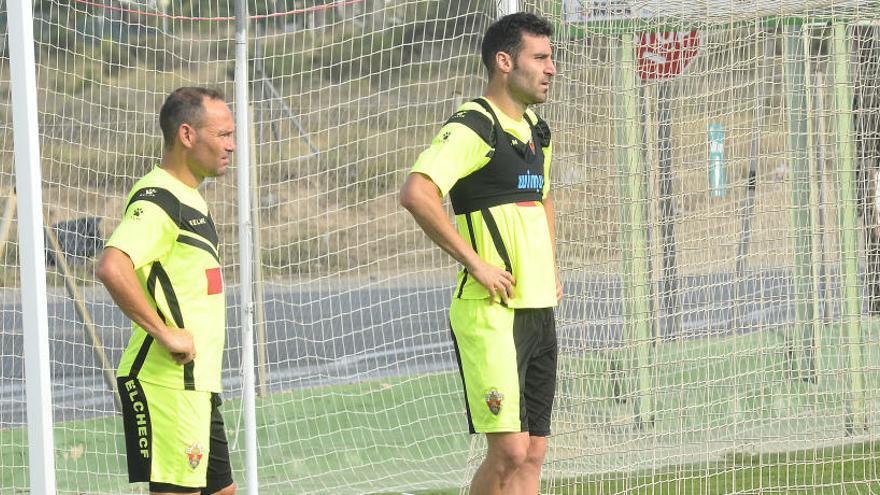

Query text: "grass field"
[3, 321, 880, 494]
[6, 425, 880, 495]
[547, 440, 880, 494]
[385, 440, 880, 494]
[0, 372, 469, 495]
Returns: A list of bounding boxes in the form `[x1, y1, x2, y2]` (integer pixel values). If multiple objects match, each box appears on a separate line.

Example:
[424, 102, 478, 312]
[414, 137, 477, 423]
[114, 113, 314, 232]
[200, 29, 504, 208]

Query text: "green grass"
[0, 372, 469, 495]
[546, 441, 880, 495]
[251, 373, 468, 494]
[5, 323, 880, 494]
[371, 441, 880, 495]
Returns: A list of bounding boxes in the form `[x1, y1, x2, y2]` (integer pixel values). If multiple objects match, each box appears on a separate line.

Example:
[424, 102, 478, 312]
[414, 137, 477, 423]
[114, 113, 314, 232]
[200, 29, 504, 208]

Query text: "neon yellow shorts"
[449, 298, 557, 436]
[117, 377, 215, 488]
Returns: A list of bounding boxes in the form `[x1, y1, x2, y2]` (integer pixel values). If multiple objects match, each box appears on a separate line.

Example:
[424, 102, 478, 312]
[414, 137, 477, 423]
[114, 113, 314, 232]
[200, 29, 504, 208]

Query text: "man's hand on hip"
[468, 260, 516, 305]
[157, 327, 196, 365]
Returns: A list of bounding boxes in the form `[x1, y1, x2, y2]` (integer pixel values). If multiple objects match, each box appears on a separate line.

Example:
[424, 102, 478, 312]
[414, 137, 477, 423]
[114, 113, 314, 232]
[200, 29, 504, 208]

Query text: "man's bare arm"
[96, 247, 195, 364]
[400, 172, 516, 304]
[544, 193, 563, 301]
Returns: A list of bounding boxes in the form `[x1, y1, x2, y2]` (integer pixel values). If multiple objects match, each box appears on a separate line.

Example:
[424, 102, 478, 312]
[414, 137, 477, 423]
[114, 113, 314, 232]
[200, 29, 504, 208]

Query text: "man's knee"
[486, 435, 530, 477]
[497, 444, 529, 470]
[523, 438, 548, 470]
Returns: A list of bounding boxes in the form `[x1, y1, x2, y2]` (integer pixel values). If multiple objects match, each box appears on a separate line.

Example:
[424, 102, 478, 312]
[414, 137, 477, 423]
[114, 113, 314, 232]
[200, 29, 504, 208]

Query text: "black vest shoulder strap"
[521, 109, 551, 148]
[472, 97, 493, 114]
[534, 116, 551, 147]
[473, 98, 552, 148]
[470, 98, 502, 149]
[444, 102, 495, 147]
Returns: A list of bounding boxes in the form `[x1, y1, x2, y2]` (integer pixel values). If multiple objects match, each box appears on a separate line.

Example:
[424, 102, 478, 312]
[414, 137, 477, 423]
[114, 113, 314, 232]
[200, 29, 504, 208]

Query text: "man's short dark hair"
[159, 87, 225, 149]
[481, 12, 553, 75]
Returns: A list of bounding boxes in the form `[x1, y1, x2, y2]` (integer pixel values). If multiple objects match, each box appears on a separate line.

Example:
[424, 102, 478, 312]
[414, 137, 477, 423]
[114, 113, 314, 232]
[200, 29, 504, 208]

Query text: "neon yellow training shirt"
[108, 166, 226, 392]
[411, 99, 557, 308]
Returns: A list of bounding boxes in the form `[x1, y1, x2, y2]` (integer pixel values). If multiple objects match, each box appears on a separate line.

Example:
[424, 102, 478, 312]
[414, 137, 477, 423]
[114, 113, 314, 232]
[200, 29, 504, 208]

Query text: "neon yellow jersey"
[107, 167, 226, 392]
[411, 99, 557, 308]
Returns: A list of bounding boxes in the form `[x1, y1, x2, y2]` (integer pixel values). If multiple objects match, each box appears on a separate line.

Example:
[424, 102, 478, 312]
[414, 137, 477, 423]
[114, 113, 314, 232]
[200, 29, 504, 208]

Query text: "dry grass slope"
[0, 11, 867, 286]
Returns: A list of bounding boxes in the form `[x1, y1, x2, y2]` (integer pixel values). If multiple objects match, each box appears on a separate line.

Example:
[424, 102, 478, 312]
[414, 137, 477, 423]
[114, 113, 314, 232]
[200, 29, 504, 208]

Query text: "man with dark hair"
[97, 87, 236, 495]
[159, 87, 225, 150]
[400, 12, 560, 495]
[480, 12, 553, 75]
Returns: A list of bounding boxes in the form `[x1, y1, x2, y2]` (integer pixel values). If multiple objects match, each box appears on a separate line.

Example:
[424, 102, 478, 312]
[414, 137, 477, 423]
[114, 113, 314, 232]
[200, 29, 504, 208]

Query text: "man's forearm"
[544, 194, 558, 267]
[96, 248, 169, 340]
[400, 174, 481, 270]
[410, 204, 481, 268]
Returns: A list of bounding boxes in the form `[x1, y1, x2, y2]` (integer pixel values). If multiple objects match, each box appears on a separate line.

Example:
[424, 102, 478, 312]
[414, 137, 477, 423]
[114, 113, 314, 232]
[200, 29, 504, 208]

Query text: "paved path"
[0, 270, 823, 427]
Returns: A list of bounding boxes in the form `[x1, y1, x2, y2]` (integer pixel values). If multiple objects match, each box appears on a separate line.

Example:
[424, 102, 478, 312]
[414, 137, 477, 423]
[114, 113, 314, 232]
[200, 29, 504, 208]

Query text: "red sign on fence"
[636, 31, 701, 80]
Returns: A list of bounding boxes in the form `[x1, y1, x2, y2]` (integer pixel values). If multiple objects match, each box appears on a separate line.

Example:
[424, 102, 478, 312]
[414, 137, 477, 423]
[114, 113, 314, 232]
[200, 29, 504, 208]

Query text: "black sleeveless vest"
[448, 98, 551, 215]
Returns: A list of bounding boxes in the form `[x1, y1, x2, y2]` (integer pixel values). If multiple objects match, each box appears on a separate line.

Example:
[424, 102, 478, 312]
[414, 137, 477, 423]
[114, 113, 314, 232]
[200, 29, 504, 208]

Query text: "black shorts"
[117, 377, 234, 494]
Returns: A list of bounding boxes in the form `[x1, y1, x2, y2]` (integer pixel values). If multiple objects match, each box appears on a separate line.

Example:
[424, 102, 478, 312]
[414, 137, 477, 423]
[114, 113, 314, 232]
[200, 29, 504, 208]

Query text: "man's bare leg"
[469, 432, 531, 495]
[508, 435, 547, 494]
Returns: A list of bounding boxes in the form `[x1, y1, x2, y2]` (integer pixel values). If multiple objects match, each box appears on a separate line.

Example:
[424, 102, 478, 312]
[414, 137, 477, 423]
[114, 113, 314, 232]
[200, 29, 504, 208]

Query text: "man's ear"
[178, 123, 196, 149]
[495, 51, 514, 74]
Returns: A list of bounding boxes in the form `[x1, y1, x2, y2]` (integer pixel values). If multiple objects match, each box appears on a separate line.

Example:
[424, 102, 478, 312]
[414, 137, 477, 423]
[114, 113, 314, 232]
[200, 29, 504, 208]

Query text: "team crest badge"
[186, 442, 203, 470]
[528, 140, 536, 154]
[486, 389, 504, 416]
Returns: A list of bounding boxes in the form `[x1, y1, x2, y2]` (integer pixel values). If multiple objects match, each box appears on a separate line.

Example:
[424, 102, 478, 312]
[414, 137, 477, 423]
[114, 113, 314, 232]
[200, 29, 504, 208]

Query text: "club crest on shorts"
[486, 389, 504, 416]
[186, 442, 203, 470]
